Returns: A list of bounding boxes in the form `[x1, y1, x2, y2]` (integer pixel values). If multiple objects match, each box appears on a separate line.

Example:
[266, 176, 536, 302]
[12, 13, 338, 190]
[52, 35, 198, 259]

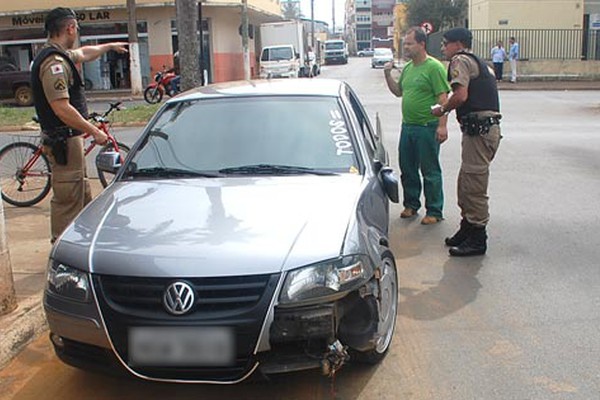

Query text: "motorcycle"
[143, 67, 180, 104]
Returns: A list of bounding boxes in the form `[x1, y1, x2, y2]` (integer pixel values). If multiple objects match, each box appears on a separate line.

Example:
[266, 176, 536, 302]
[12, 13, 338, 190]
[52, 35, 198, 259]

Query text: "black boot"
[445, 219, 473, 247]
[449, 226, 487, 257]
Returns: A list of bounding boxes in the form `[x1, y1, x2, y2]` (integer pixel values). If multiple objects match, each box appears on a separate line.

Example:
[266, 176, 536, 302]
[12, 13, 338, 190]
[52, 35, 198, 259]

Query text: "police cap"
[44, 7, 77, 33]
[443, 27, 472, 48]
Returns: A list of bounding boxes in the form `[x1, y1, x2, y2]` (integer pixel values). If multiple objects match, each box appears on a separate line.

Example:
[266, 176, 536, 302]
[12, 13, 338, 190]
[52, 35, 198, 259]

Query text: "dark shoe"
[400, 208, 417, 218]
[449, 226, 487, 257]
[445, 219, 473, 246]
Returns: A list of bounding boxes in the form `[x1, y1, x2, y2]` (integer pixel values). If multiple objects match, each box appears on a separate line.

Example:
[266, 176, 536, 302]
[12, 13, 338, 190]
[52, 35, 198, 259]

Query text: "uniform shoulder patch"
[54, 78, 67, 91]
[452, 69, 460, 78]
[50, 64, 64, 75]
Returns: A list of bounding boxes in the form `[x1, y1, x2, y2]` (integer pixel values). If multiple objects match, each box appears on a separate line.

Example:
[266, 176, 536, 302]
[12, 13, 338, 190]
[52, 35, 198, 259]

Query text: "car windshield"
[126, 96, 360, 177]
[261, 47, 293, 61]
[374, 48, 392, 56]
[325, 42, 344, 50]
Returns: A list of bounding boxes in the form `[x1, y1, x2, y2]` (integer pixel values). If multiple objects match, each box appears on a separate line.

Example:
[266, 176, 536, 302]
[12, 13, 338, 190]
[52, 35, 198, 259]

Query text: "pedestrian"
[431, 27, 502, 256]
[490, 40, 506, 81]
[31, 7, 128, 242]
[384, 27, 450, 225]
[508, 36, 519, 83]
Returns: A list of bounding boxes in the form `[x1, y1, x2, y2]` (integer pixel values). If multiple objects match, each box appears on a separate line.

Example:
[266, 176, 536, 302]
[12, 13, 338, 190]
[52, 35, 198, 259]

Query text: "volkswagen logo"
[163, 281, 195, 315]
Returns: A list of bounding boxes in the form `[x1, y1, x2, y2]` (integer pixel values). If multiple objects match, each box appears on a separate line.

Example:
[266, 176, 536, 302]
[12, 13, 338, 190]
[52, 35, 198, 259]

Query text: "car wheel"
[14, 85, 33, 107]
[351, 252, 397, 364]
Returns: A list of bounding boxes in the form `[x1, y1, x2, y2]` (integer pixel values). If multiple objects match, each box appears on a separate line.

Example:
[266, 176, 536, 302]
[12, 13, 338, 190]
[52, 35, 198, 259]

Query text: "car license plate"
[128, 326, 235, 366]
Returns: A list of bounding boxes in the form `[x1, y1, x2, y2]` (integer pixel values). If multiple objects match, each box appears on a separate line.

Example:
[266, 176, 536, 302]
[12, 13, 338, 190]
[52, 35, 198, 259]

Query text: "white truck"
[259, 21, 309, 79]
[324, 39, 348, 65]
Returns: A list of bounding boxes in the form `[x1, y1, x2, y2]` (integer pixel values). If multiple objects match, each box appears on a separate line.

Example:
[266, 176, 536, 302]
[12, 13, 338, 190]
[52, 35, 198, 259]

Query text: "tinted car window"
[261, 47, 293, 61]
[130, 97, 359, 173]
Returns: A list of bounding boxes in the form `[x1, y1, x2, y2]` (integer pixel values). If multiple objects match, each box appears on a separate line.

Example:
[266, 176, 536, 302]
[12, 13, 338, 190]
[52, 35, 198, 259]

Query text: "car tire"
[14, 85, 33, 107]
[349, 251, 397, 364]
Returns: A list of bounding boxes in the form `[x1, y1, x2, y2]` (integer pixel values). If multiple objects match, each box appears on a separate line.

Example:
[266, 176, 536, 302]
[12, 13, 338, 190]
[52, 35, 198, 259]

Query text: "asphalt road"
[1, 58, 599, 399]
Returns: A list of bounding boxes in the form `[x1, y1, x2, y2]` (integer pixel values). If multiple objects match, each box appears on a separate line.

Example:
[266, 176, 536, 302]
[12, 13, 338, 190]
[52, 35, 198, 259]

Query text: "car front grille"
[97, 274, 273, 318]
[92, 273, 281, 382]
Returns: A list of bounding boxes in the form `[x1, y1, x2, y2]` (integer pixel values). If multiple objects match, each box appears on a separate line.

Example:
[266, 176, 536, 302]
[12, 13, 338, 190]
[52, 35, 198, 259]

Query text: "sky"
[298, 0, 346, 30]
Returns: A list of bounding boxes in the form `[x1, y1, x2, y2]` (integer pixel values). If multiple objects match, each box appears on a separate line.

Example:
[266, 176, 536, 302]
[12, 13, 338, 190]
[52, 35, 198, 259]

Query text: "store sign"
[591, 14, 600, 30]
[12, 11, 113, 27]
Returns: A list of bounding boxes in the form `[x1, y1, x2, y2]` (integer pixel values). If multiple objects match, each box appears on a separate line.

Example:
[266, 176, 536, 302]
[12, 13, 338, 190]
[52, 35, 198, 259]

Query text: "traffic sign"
[420, 21, 434, 34]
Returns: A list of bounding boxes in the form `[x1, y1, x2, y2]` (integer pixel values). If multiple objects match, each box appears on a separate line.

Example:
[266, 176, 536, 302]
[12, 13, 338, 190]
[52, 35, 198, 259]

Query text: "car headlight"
[279, 255, 373, 305]
[46, 261, 91, 302]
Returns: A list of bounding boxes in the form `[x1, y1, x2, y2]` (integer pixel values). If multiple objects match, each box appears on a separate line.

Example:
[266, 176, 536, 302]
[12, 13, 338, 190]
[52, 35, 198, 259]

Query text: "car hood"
[56, 175, 364, 278]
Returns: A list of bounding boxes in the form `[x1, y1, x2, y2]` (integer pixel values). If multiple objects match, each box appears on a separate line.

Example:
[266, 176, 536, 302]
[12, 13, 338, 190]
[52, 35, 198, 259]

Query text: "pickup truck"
[0, 69, 33, 107]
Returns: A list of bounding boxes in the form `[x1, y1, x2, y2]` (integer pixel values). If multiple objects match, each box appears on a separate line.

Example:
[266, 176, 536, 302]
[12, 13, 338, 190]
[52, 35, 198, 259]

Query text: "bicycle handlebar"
[89, 102, 123, 123]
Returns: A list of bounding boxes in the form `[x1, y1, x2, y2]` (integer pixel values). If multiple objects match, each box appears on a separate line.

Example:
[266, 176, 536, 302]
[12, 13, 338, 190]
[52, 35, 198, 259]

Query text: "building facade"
[0, 0, 283, 89]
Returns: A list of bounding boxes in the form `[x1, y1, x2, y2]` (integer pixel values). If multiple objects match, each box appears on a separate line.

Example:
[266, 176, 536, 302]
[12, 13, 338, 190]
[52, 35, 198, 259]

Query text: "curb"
[0, 293, 48, 369]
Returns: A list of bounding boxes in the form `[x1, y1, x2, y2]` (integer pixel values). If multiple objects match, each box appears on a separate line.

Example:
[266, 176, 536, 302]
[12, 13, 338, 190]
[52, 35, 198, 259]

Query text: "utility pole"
[126, 0, 143, 96]
[311, 0, 315, 49]
[0, 190, 16, 316]
[241, 0, 250, 80]
[176, 0, 201, 90]
[332, 0, 335, 37]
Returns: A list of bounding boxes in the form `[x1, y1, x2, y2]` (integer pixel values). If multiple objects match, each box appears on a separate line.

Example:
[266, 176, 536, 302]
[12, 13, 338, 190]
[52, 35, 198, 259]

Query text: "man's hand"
[383, 61, 394, 72]
[431, 104, 446, 117]
[436, 125, 448, 143]
[111, 42, 129, 54]
[92, 127, 108, 145]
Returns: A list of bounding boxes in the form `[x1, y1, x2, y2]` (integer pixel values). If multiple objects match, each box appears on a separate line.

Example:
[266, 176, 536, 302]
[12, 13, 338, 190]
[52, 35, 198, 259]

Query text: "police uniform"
[31, 41, 92, 241]
[445, 39, 501, 256]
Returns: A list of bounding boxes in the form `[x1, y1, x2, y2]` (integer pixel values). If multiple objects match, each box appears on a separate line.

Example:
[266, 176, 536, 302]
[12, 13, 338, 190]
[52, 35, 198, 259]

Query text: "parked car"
[357, 48, 374, 57]
[371, 48, 394, 69]
[0, 69, 32, 106]
[44, 78, 400, 384]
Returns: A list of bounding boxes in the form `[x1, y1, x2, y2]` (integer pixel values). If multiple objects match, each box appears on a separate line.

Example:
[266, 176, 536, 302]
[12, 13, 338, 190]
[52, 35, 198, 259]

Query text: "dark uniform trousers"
[43, 135, 92, 240]
[458, 111, 501, 226]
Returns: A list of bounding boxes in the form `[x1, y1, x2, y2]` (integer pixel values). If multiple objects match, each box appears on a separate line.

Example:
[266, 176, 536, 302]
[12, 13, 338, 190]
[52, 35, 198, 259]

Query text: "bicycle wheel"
[97, 141, 130, 187]
[0, 142, 51, 207]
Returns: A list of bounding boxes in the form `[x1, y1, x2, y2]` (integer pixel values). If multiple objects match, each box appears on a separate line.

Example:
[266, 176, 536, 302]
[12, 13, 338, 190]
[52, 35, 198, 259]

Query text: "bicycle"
[0, 102, 130, 207]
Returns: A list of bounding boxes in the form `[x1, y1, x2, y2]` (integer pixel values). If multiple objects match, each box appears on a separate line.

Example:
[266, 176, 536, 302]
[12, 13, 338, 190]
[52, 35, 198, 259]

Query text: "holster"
[459, 113, 502, 136]
[42, 127, 79, 166]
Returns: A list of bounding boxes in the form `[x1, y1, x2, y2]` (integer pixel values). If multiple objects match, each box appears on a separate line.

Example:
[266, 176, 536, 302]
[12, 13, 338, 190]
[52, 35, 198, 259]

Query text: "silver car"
[44, 79, 399, 383]
[371, 48, 394, 68]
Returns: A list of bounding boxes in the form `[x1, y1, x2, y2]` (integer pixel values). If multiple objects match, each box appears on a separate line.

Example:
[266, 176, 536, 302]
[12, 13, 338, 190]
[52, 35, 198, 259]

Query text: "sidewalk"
[0, 179, 104, 369]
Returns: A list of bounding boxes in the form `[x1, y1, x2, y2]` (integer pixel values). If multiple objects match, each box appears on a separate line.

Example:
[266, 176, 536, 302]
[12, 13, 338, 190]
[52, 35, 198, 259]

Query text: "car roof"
[171, 79, 345, 102]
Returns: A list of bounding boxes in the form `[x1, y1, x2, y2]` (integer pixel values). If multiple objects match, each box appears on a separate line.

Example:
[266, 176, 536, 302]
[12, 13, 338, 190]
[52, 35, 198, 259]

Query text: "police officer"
[431, 27, 501, 256]
[31, 7, 128, 242]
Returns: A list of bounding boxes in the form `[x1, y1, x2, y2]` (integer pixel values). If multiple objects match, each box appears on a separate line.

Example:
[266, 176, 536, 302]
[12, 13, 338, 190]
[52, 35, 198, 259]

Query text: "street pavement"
[0, 77, 599, 374]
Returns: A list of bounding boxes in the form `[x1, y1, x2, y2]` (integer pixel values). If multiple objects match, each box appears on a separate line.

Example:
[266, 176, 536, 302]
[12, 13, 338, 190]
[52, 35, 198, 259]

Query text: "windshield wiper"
[218, 164, 338, 176]
[127, 167, 221, 178]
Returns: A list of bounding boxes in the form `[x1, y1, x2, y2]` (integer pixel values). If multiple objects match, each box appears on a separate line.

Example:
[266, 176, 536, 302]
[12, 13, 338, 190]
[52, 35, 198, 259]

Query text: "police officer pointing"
[431, 27, 501, 257]
[31, 7, 128, 242]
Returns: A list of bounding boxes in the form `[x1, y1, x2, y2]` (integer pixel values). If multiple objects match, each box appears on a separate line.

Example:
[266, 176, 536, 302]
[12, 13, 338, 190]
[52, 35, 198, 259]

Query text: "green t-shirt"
[398, 56, 450, 125]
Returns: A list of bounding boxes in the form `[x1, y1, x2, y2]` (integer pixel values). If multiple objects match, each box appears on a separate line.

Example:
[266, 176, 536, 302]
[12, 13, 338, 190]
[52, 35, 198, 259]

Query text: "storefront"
[0, 9, 153, 89]
[0, 1, 283, 89]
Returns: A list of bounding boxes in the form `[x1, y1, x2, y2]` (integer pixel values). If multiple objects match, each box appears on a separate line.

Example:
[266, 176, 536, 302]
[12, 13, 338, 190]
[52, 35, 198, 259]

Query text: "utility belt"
[458, 113, 501, 136]
[41, 127, 82, 166]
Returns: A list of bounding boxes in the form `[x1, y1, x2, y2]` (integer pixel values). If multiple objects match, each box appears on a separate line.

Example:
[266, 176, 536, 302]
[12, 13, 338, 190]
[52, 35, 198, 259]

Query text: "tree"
[176, 0, 201, 90]
[282, 0, 302, 20]
[0, 193, 16, 316]
[406, 0, 467, 33]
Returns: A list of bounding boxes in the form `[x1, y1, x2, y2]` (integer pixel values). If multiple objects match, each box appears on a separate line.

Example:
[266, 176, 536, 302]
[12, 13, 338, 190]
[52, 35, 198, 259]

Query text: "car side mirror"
[96, 151, 122, 174]
[379, 167, 399, 203]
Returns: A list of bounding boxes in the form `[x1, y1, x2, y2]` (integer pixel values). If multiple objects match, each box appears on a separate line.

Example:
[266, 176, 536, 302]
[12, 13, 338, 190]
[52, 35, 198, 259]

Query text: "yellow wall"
[469, 0, 583, 29]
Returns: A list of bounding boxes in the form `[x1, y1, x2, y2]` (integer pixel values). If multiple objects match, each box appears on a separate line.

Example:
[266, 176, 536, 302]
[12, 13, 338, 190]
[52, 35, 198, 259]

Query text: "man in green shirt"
[384, 27, 450, 225]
